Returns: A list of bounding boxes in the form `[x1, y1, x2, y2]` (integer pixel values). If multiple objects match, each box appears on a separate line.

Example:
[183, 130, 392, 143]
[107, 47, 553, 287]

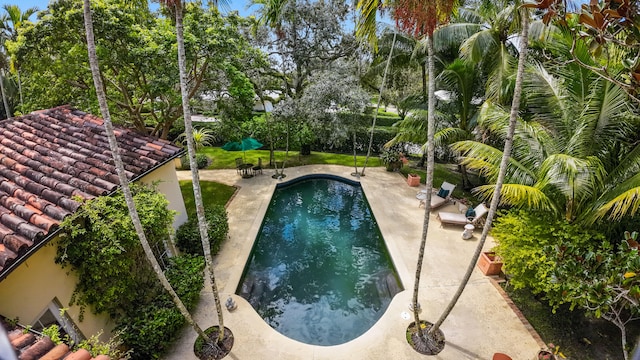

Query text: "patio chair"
[252, 158, 263, 175]
[437, 203, 489, 226]
[235, 158, 244, 175]
[418, 181, 456, 209]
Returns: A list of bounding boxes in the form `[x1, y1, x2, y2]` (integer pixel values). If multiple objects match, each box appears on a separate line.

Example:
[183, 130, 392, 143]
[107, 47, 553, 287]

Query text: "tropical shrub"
[492, 209, 603, 294]
[116, 255, 204, 360]
[57, 184, 175, 319]
[175, 205, 229, 256]
[57, 185, 206, 359]
[544, 232, 640, 360]
[180, 154, 210, 170]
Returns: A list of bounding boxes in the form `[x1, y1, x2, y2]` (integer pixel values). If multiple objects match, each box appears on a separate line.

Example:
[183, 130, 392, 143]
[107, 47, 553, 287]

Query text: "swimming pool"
[236, 175, 402, 346]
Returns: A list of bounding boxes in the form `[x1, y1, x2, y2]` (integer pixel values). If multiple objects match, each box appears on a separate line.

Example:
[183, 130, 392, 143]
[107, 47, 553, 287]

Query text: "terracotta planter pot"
[477, 251, 503, 276]
[407, 174, 420, 187]
[535, 350, 557, 360]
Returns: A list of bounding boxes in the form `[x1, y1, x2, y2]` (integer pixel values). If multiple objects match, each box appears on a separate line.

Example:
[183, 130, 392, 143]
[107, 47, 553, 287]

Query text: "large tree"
[252, 0, 359, 99]
[9, 0, 253, 138]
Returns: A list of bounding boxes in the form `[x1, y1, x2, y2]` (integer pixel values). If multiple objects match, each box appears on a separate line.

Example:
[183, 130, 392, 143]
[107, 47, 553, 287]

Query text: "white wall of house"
[141, 161, 189, 229]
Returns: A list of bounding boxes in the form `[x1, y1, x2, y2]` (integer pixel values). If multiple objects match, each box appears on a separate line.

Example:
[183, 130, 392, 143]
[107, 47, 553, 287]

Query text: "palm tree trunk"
[362, 31, 397, 176]
[82, 0, 208, 342]
[174, 0, 226, 343]
[429, 11, 530, 335]
[0, 69, 10, 119]
[413, 33, 436, 339]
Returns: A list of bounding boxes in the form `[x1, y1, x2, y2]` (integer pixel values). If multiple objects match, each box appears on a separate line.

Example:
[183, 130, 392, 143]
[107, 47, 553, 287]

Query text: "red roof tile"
[0, 106, 183, 279]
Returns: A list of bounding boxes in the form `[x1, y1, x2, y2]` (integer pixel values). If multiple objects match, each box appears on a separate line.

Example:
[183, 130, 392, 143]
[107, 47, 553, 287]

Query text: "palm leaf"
[452, 140, 537, 184]
[588, 172, 640, 222]
[434, 127, 471, 146]
[473, 183, 557, 212]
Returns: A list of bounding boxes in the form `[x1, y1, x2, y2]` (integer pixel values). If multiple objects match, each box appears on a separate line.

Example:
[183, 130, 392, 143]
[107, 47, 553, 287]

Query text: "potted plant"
[536, 343, 561, 360]
[477, 251, 503, 276]
[536, 349, 557, 360]
[380, 149, 403, 172]
[407, 173, 420, 186]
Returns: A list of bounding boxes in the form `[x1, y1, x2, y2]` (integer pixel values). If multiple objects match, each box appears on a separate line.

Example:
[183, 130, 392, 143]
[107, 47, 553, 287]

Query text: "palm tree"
[357, 0, 459, 354]
[436, 0, 522, 106]
[453, 40, 640, 223]
[82, 0, 211, 349]
[1, 4, 39, 112]
[432, 4, 531, 333]
[159, 0, 228, 347]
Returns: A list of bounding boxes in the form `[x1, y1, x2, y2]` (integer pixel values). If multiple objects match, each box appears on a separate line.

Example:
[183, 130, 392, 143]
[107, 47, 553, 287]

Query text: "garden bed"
[504, 285, 640, 359]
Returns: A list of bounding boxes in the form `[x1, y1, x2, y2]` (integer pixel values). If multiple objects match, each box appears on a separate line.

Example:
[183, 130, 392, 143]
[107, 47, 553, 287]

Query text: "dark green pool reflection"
[237, 178, 402, 346]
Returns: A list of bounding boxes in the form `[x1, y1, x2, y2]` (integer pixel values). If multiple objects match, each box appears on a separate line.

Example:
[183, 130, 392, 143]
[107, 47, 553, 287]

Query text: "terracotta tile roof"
[1, 320, 112, 360]
[0, 105, 183, 280]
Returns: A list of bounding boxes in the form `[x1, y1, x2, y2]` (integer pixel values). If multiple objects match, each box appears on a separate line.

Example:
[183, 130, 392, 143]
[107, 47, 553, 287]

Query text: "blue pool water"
[236, 176, 402, 346]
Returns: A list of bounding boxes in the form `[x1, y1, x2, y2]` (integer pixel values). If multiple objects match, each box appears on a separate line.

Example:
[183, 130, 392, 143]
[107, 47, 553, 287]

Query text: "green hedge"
[492, 209, 604, 294]
[362, 114, 402, 127]
[176, 205, 229, 256]
[116, 255, 205, 360]
[313, 127, 397, 154]
[180, 154, 210, 170]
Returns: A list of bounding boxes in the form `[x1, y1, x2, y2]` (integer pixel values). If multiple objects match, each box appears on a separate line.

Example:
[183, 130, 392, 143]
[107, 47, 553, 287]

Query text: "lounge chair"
[418, 181, 456, 209]
[437, 203, 489, 226]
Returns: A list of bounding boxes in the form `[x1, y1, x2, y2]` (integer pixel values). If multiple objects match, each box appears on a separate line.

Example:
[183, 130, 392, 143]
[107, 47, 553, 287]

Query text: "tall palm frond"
[473, 183, 557, 212]
[453, 140, 537, 184]
[589, 172, 640, 222]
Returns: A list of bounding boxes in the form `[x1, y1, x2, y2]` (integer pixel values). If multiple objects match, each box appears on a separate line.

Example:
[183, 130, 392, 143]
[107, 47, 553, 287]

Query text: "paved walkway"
[165, 165, 542, 360]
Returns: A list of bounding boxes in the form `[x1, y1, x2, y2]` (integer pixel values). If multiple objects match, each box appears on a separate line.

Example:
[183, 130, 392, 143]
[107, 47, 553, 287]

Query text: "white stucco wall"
[140, 160, 188, 229]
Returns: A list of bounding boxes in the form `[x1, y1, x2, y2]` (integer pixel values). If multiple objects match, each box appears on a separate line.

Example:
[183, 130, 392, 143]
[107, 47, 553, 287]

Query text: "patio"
[165, 165, 542, 360]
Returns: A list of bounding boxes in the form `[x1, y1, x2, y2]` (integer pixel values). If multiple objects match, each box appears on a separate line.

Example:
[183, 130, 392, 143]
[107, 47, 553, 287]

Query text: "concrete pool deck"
[165, 165, 542, 360]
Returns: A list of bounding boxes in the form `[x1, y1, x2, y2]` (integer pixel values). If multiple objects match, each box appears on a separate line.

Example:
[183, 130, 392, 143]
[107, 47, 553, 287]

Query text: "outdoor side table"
[462, 224, 475, 240]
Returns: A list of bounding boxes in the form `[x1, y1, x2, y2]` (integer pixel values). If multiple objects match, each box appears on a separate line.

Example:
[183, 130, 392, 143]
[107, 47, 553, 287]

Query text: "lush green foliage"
[543, 232, 640, 359]
[196, 147, 384, 169]
[56, 185, 205, 359]
[180, 153, 210, 170]
[176, 206, 229, 256]
[116, 255, 204, 360]
[492, 209, 603, 294]
[57, 184, 175, 318]
[8, 0, 262, 137]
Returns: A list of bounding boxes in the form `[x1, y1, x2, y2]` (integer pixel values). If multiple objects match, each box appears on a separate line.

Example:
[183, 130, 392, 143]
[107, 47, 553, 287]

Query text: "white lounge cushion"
[438, 203, 488, 225]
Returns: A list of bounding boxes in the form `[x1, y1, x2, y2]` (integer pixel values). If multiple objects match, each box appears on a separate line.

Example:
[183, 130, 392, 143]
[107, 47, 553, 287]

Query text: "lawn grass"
[197, 147, 384, 169]
[179, 180, 236, 217]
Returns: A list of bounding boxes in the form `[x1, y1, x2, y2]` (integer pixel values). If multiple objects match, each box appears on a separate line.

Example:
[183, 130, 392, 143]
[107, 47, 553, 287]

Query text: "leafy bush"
[118, 305, 184, 360]
[164, 255, 205, 310]
[181, 154, 210, 170]
[312, 127, 397, 154]
[116, 255, 204, 360]
[176, 205, 229, 256]
[57, 184, 174, 319]
[492, 209, 603, 294]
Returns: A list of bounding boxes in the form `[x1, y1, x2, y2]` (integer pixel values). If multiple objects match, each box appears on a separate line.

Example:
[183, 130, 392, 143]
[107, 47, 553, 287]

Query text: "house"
[0, 106, 188, 348]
